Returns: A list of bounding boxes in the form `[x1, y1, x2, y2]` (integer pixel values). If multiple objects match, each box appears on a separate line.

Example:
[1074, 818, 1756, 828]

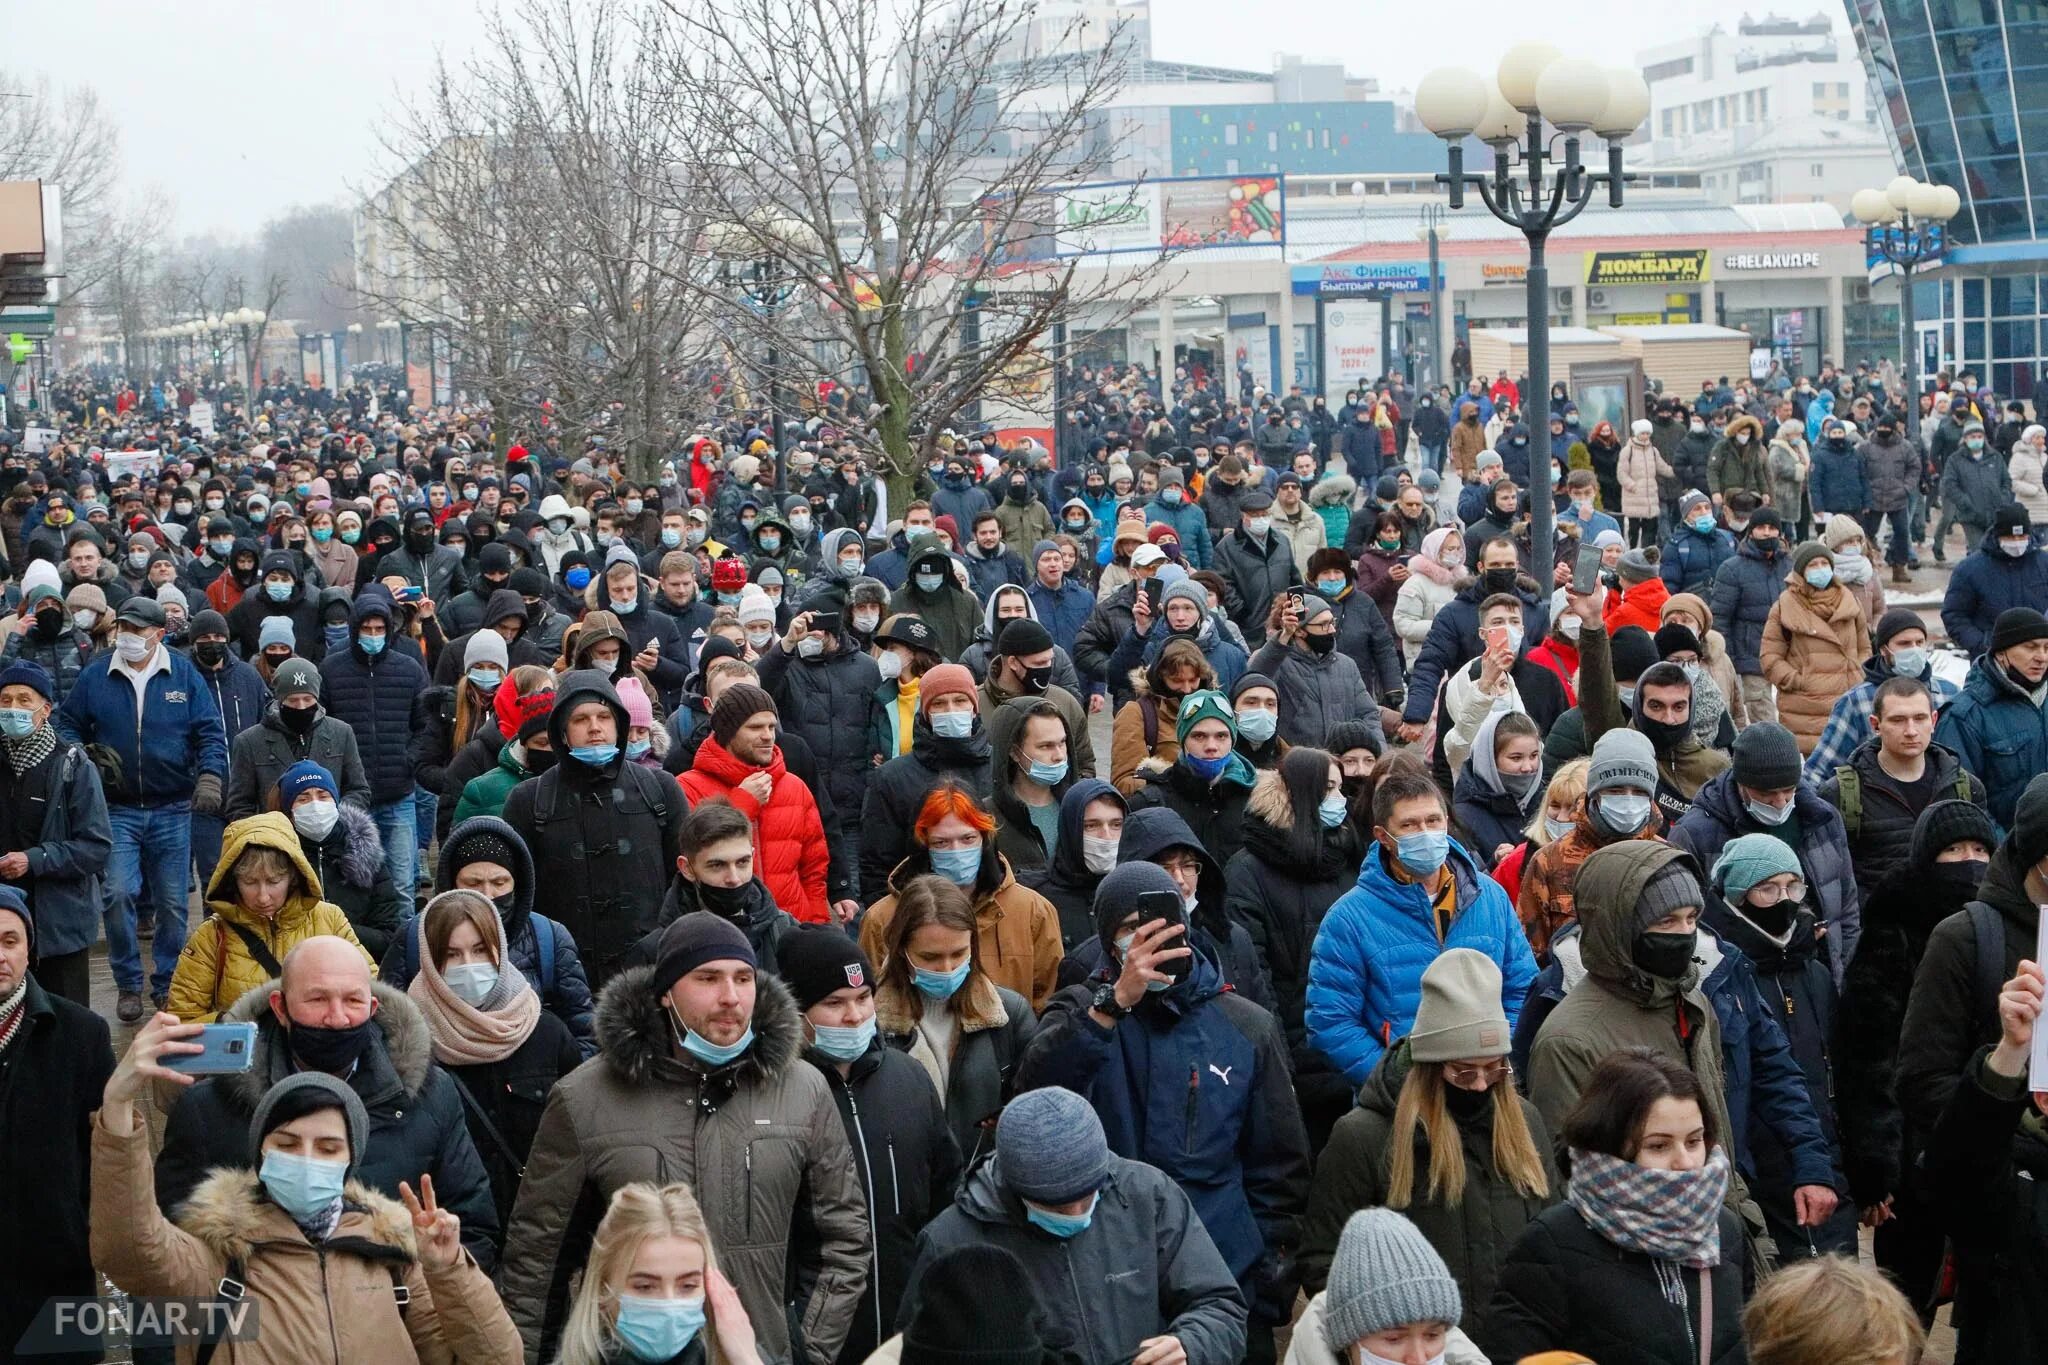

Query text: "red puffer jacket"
[678, 735, 832, 923]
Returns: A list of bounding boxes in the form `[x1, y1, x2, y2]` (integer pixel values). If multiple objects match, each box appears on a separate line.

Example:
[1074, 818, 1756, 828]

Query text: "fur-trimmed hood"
[176, 1167, 415, 1264]
[592, 962, 804, 1089]
[215, 976, 435, 1108]
[1723, 413, 1766, 444]
[313, 801, 386, 890]
[1308, 473, 1356, 507]
[1245, 766, 1296, 826]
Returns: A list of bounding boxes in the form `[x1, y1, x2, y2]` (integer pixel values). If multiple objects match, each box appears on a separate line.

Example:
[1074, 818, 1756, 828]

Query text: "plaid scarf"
[1567, 1144, 1728, 1270]
[2, 723, 56, 775]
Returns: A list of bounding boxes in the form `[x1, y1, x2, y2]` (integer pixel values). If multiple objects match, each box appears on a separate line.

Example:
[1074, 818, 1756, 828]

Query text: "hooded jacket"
[1249, 632, 1380, 751]
[1125, 739, 1258, 870]
[678, 729, 831, 926]
[1146, 487, 1216, 568]
[758, 625, 882, 890]
[501, 969, 868, 1364]
[904, 1154, 1248, 1365]
[1706, 414, 1769, 499]
[886, 536, 981, 660]
[859, 709, 994, 904]
[985, 690, 1078, 874]
[316, 589, 430, 802]
[1306, 836, 1538, 1088]
[1806, 432, 1869, 516]
[1452, 710, 1543, 867]
[1020, 777, 1121, 951]
[1934, 651, 2048, 826]
[0, 730, 111, 959]
[1938, 437, 2013, 528]
[1941, 535, 2048, 656]
[1659, 519, 1737, 595]
[1706, 535, 1786, 676]
[223, 700, 371, 820]
[165, 812, 373, 1023]
[589, 570, 689, 698]
[502, 669, 686, 981]
[427, 589, 553, 688]
[224, 561, 326, 662]
[1110, 645, 1212, 795]
[1759, 575, 1871, 753]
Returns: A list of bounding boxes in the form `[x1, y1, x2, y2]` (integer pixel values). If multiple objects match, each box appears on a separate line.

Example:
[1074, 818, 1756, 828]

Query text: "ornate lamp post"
[1852, 176, 1959, 444]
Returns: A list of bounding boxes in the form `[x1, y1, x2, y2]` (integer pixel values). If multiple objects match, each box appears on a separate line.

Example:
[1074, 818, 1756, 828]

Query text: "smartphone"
[159, 1021, 258, 1075]
[1481, 623, 1512, 653]
[810, 611, 841, 637]
[1571, 540, 1605, 596]
[394, 584, 424, 603]
[1286, 586, 1306, 614]
[1134, 888, 1191, 985]
[1140, 579, 1162, 613]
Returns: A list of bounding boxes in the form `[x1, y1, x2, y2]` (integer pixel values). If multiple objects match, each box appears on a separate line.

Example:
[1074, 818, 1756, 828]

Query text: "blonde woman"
[1299, 949, 1556, 1358]
[554, 1182, 762, 1365]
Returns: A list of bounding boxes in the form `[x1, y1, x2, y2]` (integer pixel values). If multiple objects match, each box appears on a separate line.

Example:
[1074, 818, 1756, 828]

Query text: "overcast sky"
[14, 0, 1776, 239]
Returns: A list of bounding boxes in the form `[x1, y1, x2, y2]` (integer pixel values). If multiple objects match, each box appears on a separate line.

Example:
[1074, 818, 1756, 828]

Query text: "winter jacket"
[1352, 544, 1403, 627]
[92, 1115, 520, 1365]
[1024, 574, 1094, 661]
[904, 1154, 1248, 1365]
[1486, 1203, 1749, 1365]
[1126, 747, 1257, 870]
[2012, 442, 2048, 525]
[0, 621, 96, 705]
[991, 492, 1054, 559]
[317, 593, 429, 802]
[504, 670, 686, 980]
[886, 537, 981, 660]
[1322, 585, 1405, 703]
[1018, 778, 1120, 952]
[378, 540, 470, 605]
[1604, 575, 1670, 637]
[1941, 536, 2048, 656]
[859, 711, 993, 904]
[431, 1009, 583, 1239]
[453, 740, 527, 825]
[960, 543, 1028, 601]
[870, 947, 1035, 1161]
[1306, 836, 1538, 1087]
[862, 846, 1061, 1010]
[1707, 536, 1788, 675]
[1308, 476, 1355, 556]
[1271, 503, 1327, 570]
[167, 812, 374, 1022]
[1286, 1293, 1488, 1365]
[501, 969, 868, 1364]
[1401, 572, 1551, 727]
[1111, 663, 1198, 797]
[194, 650, 273, 746]
[54, 642, 228, 806]
[1815, 734, 1982, 894]
[1452, 756, 1540, 870]
[1806, 437, 1869, 516]
[1391, 571, 1457, 665]
[154, 978, 502, 1267]
[1212, 527, 1298, 646]
[1860, 431, 1922, 513]
[760, 636, 881, 895]
[0, 734, 111, 957]
[1249, 636, 1379, 750]
[1671, 427, 1717, 498]
[1300, 1042, 1557, 1358]
[1072, 580, 1140, 704]
[1103, 608, 1250, 706]
[224, 703, 370, 819]
[1449, 413, 1489, 478]
[1659, 522, 1737, 594]
[1617, 438, 1670, 519]
[1934, 652, 2048, 827]
[224, 580, 325, 661]
[679, 731, 831, 925]
[0, 979, 111, 1364]
[1759, 577, 1871, 753]
[1939, 442, 2012, 529]
[1766, 435, 1811, 523]
[1706, 416, 1769, 499]
[290, 802, 401, 960]
[1145, 492, 1215, 569]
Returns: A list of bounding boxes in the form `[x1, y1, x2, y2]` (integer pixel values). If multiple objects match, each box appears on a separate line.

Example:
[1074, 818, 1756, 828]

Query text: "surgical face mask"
[1082, 835, 1119, 875]
[1595, 792, 1653, 836]
[1392, 829, 1450, 875]
[915, 570, 944, 593]
[564, 567, 593, 591]
[839, 556, 864, 578]
[358, 632, 386, 656]
[1691, 514, 1716, 534]
[1357, 1348, 1448, 1365]
[624, 498, 644, 516]
[912, 960, 971, 999]
[73, 610, 100, 633]
[127, 550, 151, 571]
[1616, 684, 1636, 710]
[1160, 486, 1183, 506]
[259, 1149, 348, 1224]
[931, 709, 975, 740]
[810, 1016, 876, 1062]
[1026, 758, 1068, 786]
[758, 532, 783, 553]
[1966, 437, 1985, 453]
[1544, 815, 1574, 841]
[292, 799, 339, 842]
[670, 1004, 754, 1068]
[1024, 1192, 1099, 1239]
[444, 962, 499, 1008]
[311, 526, 333, 544]
[929, 844, 982, 885]
[116, 632, 152, 664]
[625, 737, 652, 761]
[1113, 934, 1173, 993]
[205, 496, 226, 512]
[2002, 537, 2032, 558]
[1235, 708, 1277, 744]
[1556, 614, 1582, 642]
[468, 667, 504, 692]
[571, 743, 620, 767]
[548, 517, 569, 535]
[210, 537, 235, 557]
[660, 527, 682, 548]
[746, 627, 775, 650]
[1803, 564, 1834, 590]
[852, 608, 880, 635]
[797, 635, 826, 659]
[612, 1291, 709, 1361]
[1247, 516, 1271, 538]
[1318, 794, 1350, 828]
[0, 708, 35, 739]
[1891, 645, 1928, 677]
[1315, 576, 1348, 597]
[1745, 795, 1794, 826]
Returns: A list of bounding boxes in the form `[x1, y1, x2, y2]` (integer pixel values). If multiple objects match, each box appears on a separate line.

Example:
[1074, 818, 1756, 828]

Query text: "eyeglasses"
[1156, 855, 1202, 878]
[1444, 1060, 1512, 1089]
[1746, 879, 1806, 906]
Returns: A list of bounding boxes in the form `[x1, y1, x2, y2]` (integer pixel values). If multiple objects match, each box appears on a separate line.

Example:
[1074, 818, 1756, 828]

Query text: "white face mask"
[292, 799, 340, 841]
[1356, 1347, 1447, 1365]
[1082, 835, 1119, 875]
[115, 631, 153, 664]
[746, 628, 775, 649]
[444, 962, 500, 1008]
[877, 649, 904, 681]
[852, 608, 881, 635]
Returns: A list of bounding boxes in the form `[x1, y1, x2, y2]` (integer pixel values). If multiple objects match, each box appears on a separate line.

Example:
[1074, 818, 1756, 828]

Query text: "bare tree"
[649, 0, 1176, 506]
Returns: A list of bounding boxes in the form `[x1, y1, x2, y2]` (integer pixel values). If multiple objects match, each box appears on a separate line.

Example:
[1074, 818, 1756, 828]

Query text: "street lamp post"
[1852, 177, 1960, 445]
[1417, 203, 1447, 390]
[1415, 47, 1650, 588]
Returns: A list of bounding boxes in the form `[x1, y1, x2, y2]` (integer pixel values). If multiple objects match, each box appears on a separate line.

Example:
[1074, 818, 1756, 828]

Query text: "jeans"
[1862, 507, 1914, 565]
[413, 782, 438, 883]
[189, 811, 227, 900]
[1419, 439, 1446, 475]
[371, 794, 418, 901]
[105, 802, 193, 998]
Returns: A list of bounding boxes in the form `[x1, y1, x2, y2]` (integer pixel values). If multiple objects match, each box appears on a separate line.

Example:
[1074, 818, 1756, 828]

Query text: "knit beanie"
[1748, 506, 1783, 534]
[495, 678, 555, 741]
[1230, 671, 1277, 705]
[1325, 718, 1384, 758]
[736, 587, 776, 628]
[463, 628, 509, 671]
[604, 541, 639, 573]
[1871, 607, 1926, 652]
[1913, 798, 1997, 866]
[20, 559, 60, 598]
[270, 657, 322, 703]
[439, 818, 527, 887]
[898, 1244, 1048, 1365]
[1323, 1209, 1464, 1350]
[0, 659, 53, 701]
[996, 1086, 1109, 1204]
[276, 760, 337, 808]
[189, 608, 229, 640]
[1617, 546, 1658, 582]
[1791, 541, 1833, 576]
[0, 885, 29, 955]
[710, 683, 777, 746]
[249, 1072, 369, 1171]
[1990, 607, 2048, 655]
[1091, 860, 1182, 954]
[1993, 503, 2030, 539]
[1710, 832, 1802, 899]
[1160, 578, 1208, 618]
[614, 675, 654, 730]
[1174, 688, 1235, 744]
[1636, 858, 1704, 930]
[1732, 722, 1803, 791]
[2012, 773, 2048, 870]
[1587, 728, 1658, 798]
[778, 926, 875, 1011]
[1610, 625, 1660, 683]
[651, 911, 757, 999]
[993, 617, 1053, 660]
[258, 615, 297, 651]
[1408, 949, 1510, 1063]
[919, 663, 977, 714]
[1653, 622, 1700, 660]
[1822, 513, 1866, 552]
[1146, 522, 1181, 545]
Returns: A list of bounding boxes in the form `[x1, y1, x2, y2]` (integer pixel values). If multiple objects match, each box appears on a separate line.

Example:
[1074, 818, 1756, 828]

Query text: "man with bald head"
[151, 934, 500, 1264]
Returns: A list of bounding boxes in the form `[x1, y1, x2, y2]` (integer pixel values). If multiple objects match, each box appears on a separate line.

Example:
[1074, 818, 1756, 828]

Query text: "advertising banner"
[1054, 184, 1161, 256]
[1227, 314, 1273, 395]
[1054, 176, 1285, 257]
[1292, 261, 1442, 296]
[1583, 249, 1711, 286]
[1321, 301, 1383, 404]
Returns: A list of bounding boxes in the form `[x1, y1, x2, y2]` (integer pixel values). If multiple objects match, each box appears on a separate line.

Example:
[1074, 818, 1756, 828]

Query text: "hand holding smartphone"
[157, 1021, 258, 1075]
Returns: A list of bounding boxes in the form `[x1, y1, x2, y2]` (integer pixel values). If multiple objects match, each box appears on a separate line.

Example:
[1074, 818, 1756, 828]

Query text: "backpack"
[1831, 762, 1974, 839]
[1966, 901, 2006, 1039]
[399, 910, 557, 996]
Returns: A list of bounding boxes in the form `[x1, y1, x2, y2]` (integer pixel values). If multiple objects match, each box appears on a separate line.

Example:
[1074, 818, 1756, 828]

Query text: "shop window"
[1993, 319, 2037, 358]
[1992, 275, 2037, 316]
[1963, 278, 1987, 317]
[1964, 321, 1986, 365]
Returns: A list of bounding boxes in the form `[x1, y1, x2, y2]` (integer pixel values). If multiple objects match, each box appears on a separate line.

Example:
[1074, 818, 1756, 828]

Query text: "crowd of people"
[0, 351, 2043, 1365]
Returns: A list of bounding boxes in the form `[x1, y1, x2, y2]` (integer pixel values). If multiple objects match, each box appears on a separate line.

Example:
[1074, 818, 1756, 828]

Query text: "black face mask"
[1929, 858, 1988, 901]
[288, 1016, 378, 1073]
[1632, 929, 1697, 980]
[491, 891, 519, 924]
[1481, 567, 1519, 593]
[1738, 896, 1796, 939]
[1305, 631, 1336, 656]
[695, 878, 754, 918]
[32, 607, 64, 641]
[1443, 1082, 1494, 1122]
[1019, 663, 1052, 695]
[405, 529, 435, 555]
[279, 703, 319, 735]
[1008, 483, 1030, 502]
[1635, 713, 1691, 755]
[193, 640, 228, 668]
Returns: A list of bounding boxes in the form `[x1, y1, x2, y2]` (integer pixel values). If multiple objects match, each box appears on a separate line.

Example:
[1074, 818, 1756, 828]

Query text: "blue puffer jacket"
[1145, 493, 1215, 569]
[1305, 836, 1537, 1086]
[54, 646, 227, 806]
[317, 590, 429, 802]
[1707, 538, 1788, 675]
[1934, 653, 2048, 828]
[1659, 524, 1737, 594]
[1805, 438, 1869, 516]
[1026, 576, 1095, 659]
[1941, 538, 2048, 657]
[192, 651, 271, 745]
[1018, 945, 1310, 1307]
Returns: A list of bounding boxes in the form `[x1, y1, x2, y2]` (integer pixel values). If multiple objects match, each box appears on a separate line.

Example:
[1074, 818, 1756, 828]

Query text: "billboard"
[1583, 250, 1711, 286]
[1321, 301, 1384, 404]
[1054, 176, 1285, 257]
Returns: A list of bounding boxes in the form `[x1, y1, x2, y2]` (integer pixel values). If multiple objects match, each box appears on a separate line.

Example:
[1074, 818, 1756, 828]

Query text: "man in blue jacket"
[1934, 607, 2048, 828]
[318, 586, 429, 896]
[1019, 859, 1309, 1351]
[1145, 468, 1214, 569]
[1941, 503, 2048, 657]
[1305, 761, 1536, 1088]
[54, 596, 226, 1022]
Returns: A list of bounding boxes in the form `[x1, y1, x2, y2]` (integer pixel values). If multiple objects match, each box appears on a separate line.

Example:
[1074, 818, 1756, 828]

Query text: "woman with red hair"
[859, 780, 1063, 1010]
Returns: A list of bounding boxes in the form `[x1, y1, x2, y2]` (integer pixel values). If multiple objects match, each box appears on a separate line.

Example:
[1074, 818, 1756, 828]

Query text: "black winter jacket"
[1325, 585, 1404, 703]
[1126, 750, 1255, 868]
[860, 713, 994, 905]
[1816, 735, 1985, 898]
[318, 593, 429, 802]
[759, 638, 880, 901]
[297, 802, 405, 961]
[223, 703, 370, 820]
[444, 1011, 584, 1239]
[875, 976, 1036, 1168]
[1073, 580, 1140, 707]
[1707, 536, 1787, 675]
[1211, 527, 1297, 646]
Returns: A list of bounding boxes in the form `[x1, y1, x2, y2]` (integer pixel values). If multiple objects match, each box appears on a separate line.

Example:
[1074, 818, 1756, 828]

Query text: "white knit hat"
[736, 586, 776, 627]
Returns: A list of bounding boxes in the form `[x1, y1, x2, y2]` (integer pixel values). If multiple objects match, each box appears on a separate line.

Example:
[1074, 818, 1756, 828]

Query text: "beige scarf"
[406, 918, 543, 1066]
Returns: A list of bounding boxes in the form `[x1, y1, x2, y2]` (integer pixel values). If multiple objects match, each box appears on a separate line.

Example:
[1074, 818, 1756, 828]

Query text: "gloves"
[191, 772, 223, 816]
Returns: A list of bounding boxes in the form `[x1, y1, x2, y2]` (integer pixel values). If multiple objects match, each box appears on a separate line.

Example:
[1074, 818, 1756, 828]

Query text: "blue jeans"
[413, 782, 438, 882]
[189, 811, 227, 900]
[371, 794, 418, 900]
[105, 802, 193, 997]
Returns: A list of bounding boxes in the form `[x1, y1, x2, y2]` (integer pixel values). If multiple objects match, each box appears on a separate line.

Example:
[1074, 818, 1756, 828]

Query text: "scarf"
[1411, 528, 1458, 585]
[1568, 1144, 1728, 1270]
[405, 917, 543, 1065]
[0, 976, 28, 1054]
[3, 723, 56, 775]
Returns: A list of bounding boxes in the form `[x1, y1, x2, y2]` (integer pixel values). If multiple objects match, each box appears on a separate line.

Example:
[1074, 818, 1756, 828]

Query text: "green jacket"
[453, 743, 529, 825]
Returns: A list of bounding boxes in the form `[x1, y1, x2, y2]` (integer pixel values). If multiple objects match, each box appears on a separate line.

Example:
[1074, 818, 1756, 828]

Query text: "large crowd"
[1, 353, 2045, 1365]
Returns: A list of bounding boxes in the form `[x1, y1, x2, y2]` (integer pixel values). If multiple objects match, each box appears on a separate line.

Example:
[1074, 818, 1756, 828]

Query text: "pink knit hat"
[614, 674, 654, 730]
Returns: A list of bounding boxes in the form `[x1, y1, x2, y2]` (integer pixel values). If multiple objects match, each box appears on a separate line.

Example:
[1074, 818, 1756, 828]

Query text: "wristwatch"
[1090, 982, 1130, 1019]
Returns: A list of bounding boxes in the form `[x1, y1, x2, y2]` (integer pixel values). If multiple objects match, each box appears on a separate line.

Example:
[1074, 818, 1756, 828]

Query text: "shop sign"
[1292, 262, 1440, 296]
[1722, 250, 1822, 271]
[1583, 249, 1711, 285]
[1479, 262, 1528, 285]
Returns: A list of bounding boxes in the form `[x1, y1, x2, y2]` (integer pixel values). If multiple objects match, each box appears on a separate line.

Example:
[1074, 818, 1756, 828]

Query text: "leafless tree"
[648, 0, 1177, 506]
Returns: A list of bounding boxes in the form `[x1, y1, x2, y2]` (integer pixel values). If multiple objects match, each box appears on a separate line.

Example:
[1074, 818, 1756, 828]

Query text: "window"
[1662, 109, 1677, 137]
[1812, 162, 1825, 177]
[1224, 123, 1237, 147]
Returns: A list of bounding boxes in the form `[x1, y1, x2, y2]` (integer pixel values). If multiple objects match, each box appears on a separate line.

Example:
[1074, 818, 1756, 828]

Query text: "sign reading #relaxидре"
[1722, 251, 1824, 271]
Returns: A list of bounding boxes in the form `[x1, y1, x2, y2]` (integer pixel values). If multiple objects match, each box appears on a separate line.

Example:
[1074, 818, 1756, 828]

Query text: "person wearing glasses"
[1700, 835, 1854, 1259]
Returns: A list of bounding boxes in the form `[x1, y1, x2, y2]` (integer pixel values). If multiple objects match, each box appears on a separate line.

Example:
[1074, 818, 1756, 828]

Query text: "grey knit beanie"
[1732, 722, 1803, 792]
[248, 1072, 370, 1170]
[996, 1086, 1110, 1204]
[1323, 1208, 1464, 1350]
[1408, 949, 1510, 1063]
[1587, 728, 1658, 798]
[1636, 858, 1705, 931]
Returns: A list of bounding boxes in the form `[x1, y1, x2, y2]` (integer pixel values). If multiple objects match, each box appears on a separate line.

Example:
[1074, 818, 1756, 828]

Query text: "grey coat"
[1938, 445, 2014, 529]
[223, 703, 371, 820]
[1248, 638, 1382, 750]
[3, 736, 111, 957]
[1212, 528, 1298, 646]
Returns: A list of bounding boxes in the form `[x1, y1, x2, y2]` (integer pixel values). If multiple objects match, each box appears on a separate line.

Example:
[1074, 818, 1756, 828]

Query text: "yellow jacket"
[167, 812, 373, 1022]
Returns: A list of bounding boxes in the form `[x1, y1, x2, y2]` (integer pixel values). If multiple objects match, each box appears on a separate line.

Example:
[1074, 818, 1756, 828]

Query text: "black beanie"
[899, 1244, 1048, 1365]
[508, 567, 551, 597]
[1732, 722, 1803, 791]
[994, 617, 1053, 659]
[1990, 607, 2048, 656]
[651, 911, 757, 998]
[1325, 718, 1384, 757]
[1611, 625, 1660, 684]
[710, 683, 777, 746]
[1653, 622, 1700, 660]
[1912, 798, 1997, 868]
[2012, 774, 2048, 871]
[189, 608, 229, 639]
[1872, 607, 1925, 651]
[777, 926, 875, 1010]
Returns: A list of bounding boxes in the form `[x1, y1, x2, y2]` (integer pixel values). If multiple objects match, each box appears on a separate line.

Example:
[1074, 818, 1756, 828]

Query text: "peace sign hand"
[398, 1174, 462, 1270]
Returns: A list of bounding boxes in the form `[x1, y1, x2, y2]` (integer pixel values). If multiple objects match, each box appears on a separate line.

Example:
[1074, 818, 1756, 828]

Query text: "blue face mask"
[357, 632, 386, 656]
[671, 1003, 754, 1068]
[1691, 514, 1716, 534]
[467, 667, 503, 692]
[1804, 564, 1834, 589]
[323, 623, 350, 653]
[565, 567, 592, 591]
[210, 539, 235, 558]
[1026, 758, 1068, 786]
[258, 1150, 347, 1224]
[1235, 708, 1277, 743]
[660, 528, 682, 548]
[1025, 1192, 1099, 1239]
[1392, 829, 1450, 875]
[570, 743, 620, 767]
[929, 844, 982, 886]
[1183, 751, 1229, 781]
[624, 738, 652, 760]
[931, 710, 975, 739]
[913, 961, 971, 999]
[1318, 793, 1350, 827]
[810, 1016, 876, 1062]
[0, 708, 37, 739]
[265, 580, 293, 603]
[612, 1294, 706, 1361]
